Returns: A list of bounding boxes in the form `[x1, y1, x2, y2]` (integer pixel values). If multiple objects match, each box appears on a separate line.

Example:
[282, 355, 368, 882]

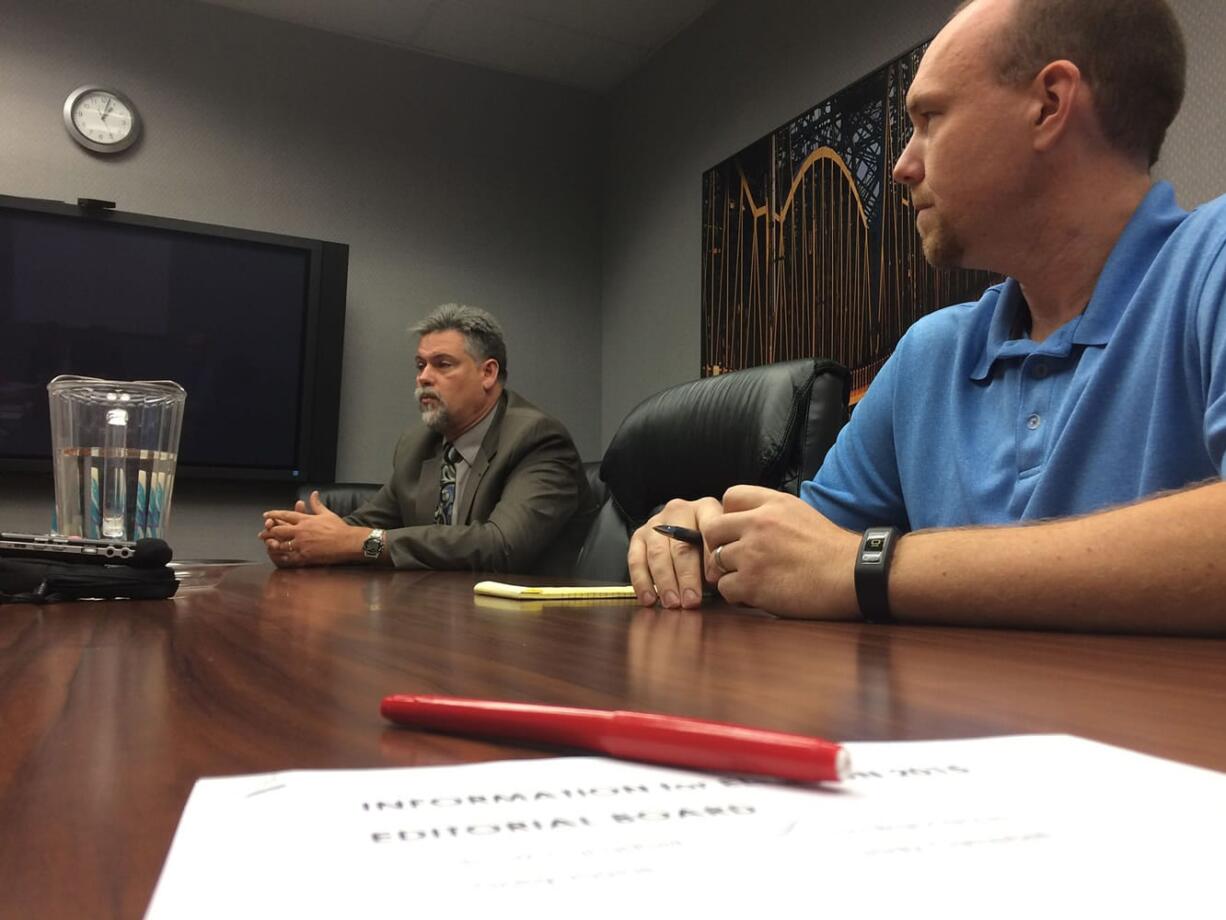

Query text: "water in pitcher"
[53, 446, 178, 541]
[48, 376, 186, 542]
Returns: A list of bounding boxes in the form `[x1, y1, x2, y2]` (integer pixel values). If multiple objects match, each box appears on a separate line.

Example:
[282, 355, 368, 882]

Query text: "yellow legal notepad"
[473, 581, 638, 601]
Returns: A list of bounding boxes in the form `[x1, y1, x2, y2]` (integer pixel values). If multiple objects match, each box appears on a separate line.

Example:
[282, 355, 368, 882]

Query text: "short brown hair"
[956, 0, 1185, 166]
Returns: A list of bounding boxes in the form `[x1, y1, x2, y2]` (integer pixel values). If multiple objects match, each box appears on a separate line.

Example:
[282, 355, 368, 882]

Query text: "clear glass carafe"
[47, 376, 186, 540]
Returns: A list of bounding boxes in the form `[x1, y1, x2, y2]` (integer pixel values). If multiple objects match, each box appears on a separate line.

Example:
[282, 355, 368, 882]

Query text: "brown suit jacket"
[344, 390, 594, 572]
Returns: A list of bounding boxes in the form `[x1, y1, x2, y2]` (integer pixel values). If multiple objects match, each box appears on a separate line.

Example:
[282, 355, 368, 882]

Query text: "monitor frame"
[0, 194, 348, 483]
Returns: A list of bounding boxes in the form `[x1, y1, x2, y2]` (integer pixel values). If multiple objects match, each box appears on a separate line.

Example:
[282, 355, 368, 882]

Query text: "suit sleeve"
[341, 482, 403, 531]
[342, 432, 415, 532]
[377, 416, 583, 572]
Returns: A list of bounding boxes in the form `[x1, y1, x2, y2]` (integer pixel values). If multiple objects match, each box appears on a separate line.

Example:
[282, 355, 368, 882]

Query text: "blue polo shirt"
[802, 182, 1226, 532]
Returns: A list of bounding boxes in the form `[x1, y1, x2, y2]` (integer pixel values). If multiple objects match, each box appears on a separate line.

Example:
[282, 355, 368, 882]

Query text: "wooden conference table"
[2, 564, 1225, 918]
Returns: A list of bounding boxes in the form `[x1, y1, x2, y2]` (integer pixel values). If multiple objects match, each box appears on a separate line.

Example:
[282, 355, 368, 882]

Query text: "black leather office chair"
[583, 460, 607, 508]
[295, 482, 381, 519]
[573, 358, 850, 582]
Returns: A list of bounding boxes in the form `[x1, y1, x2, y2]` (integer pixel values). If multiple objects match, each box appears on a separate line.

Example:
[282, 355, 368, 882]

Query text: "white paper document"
[146, 735, 1226, 919]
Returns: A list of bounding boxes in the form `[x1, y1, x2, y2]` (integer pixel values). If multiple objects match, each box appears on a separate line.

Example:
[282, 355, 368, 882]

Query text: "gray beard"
[415, 387, 450, 433]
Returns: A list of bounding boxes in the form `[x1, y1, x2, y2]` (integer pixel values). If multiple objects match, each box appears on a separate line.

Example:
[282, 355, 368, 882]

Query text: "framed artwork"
[701, 40, 1000, 397]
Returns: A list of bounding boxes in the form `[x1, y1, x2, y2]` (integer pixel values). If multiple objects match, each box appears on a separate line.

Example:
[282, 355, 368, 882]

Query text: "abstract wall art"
[701, 40, 1000, 396]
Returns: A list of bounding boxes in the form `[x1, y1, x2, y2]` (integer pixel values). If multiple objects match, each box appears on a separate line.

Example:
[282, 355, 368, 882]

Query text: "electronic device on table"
[0, 531, 171, 568]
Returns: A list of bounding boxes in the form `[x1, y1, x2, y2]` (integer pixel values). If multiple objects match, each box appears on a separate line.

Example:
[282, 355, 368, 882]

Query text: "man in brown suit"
[260, 304, 593, 571]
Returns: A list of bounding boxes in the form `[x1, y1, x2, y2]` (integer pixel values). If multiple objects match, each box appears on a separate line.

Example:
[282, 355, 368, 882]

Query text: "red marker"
[380, 694, 849, 783]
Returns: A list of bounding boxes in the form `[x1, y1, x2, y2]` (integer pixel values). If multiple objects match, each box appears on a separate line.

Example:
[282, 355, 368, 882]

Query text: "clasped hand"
[259, 490, 364, 567]
[627, 485, 861, 619]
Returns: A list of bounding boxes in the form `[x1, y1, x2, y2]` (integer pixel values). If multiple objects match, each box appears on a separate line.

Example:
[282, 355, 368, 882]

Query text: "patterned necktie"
[433, 443, 461, 525]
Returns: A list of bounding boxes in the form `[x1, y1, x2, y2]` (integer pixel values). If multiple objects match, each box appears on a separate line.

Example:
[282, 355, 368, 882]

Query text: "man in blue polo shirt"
[629, 0, 1226, 634]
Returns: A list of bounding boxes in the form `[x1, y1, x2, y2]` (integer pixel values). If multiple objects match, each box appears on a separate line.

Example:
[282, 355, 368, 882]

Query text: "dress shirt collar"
[450, 398, 500, 466]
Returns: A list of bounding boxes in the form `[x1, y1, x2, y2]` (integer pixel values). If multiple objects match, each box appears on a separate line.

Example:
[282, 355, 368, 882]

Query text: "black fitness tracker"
[854, 526, 900, 623]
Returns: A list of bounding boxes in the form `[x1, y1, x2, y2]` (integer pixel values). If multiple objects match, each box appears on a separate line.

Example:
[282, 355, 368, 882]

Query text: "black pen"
[653, 524, 703, 546]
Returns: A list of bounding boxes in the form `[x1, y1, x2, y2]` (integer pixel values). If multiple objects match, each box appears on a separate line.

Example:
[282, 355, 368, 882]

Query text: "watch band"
[854, 526, 900, 623]
[362, 528, 386, 562]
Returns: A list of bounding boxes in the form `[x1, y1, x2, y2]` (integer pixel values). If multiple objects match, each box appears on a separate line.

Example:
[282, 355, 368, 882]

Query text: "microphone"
[131, 538, 173, 568]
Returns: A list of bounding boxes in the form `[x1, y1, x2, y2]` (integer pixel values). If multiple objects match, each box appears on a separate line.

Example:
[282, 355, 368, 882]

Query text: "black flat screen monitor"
[0, 195, 347, 481]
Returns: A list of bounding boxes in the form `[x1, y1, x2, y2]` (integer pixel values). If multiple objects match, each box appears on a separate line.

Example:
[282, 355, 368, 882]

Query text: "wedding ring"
[286, 540, 295, 551]
[713, 543, 729, 576]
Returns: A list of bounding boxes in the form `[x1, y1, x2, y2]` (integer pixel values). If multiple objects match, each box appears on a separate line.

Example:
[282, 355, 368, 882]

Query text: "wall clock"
[63, 85, 141, 154]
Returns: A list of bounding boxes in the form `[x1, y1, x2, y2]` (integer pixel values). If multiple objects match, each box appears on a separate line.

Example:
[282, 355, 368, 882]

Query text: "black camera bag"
[0, 557, 178, 604]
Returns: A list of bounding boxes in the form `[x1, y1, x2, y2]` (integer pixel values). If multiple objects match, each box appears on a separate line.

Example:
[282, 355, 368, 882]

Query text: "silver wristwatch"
[362, 528, 386, 561]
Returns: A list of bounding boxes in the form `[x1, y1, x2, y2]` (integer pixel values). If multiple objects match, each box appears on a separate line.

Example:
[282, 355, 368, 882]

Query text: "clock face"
[63, 86, 140, 153]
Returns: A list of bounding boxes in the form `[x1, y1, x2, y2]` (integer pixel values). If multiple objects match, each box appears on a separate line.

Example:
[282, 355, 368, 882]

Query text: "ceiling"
[196, 0, 722, 93]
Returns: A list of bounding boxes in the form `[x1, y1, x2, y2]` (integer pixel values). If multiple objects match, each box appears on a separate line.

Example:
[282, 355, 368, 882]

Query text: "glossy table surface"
[2, 565, 1225, 918]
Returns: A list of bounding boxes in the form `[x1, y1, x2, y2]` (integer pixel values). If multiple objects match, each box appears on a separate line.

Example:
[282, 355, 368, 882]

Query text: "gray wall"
[600, 0, 1226, 447]
[1154, 0, 1226, 210]
[0, 0, 602, 558]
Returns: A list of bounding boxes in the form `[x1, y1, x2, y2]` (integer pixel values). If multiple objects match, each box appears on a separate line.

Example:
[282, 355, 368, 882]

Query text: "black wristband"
[854, 526, 900, 623]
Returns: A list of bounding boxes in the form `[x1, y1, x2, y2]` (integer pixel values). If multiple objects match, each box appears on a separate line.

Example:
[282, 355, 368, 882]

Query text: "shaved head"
[952, 0, 1185, 166]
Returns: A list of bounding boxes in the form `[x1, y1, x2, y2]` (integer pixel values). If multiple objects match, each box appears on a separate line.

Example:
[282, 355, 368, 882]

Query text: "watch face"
[63, 86, 140, 153]
[363, 530, 384, 558]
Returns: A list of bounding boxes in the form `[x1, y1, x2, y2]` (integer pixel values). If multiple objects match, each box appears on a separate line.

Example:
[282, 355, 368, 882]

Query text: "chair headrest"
[600, 359, 849, 524]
